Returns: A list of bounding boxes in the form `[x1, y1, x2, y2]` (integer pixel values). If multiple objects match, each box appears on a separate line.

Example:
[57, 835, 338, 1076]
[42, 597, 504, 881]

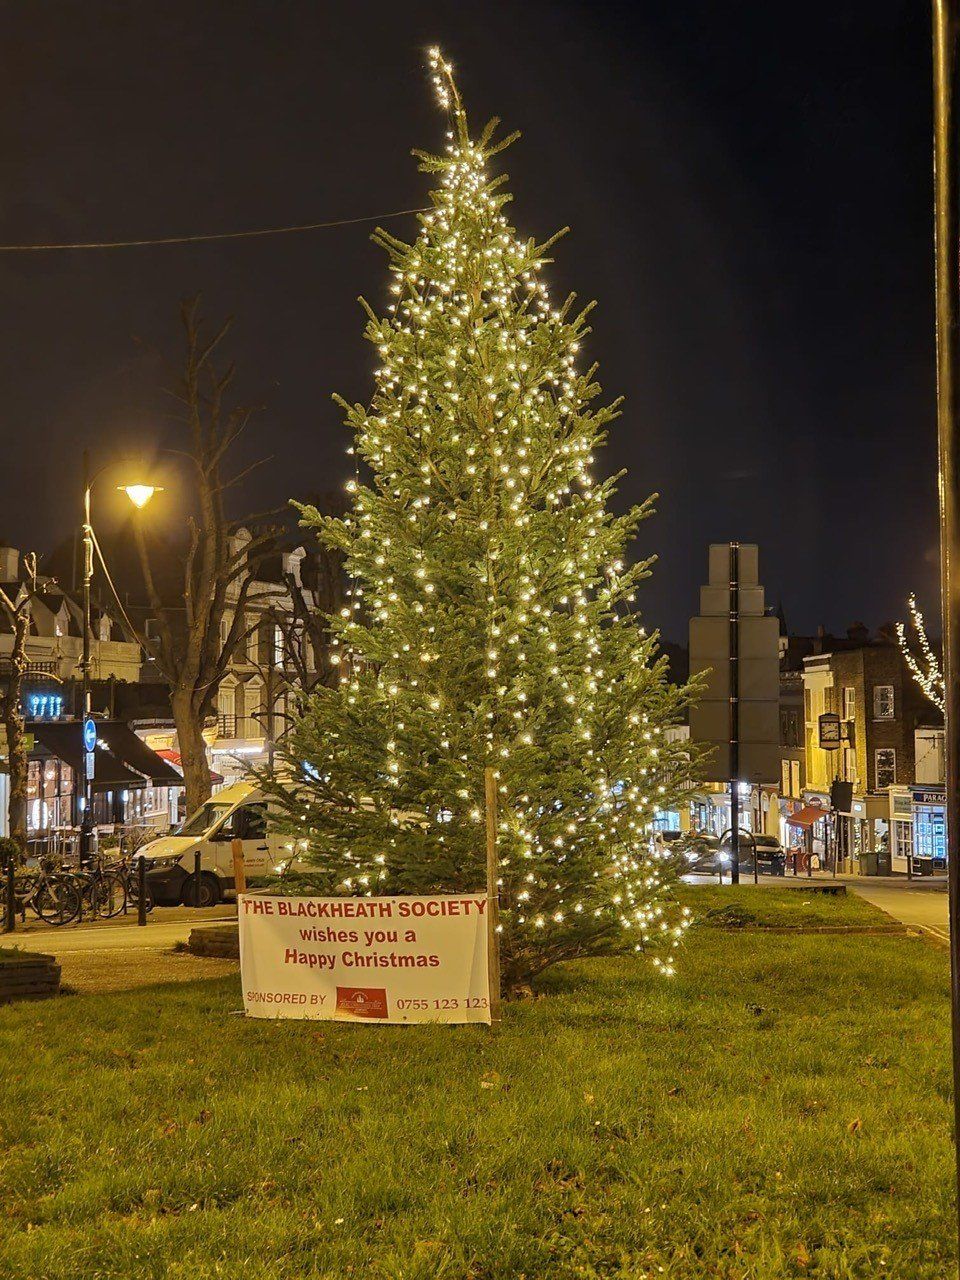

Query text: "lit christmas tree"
[264, 50, 697, 992]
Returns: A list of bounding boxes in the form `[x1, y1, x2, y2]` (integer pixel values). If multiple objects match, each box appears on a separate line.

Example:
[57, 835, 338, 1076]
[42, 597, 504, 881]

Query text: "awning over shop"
[157, 748, 224, 786]
[30, 721, 184, 791]
[784, 805, 827, 829]
[95, 724, 184, 784]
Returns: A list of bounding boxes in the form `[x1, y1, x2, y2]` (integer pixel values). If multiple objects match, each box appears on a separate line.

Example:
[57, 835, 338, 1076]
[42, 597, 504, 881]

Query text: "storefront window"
[893, 818, 913, 863]
[914, 808, 946, 862]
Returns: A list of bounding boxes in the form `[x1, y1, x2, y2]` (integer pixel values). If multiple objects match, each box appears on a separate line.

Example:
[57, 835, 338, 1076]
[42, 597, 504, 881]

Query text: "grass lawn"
[676, 882, 896, 930]
[0, 887, 954, 1279]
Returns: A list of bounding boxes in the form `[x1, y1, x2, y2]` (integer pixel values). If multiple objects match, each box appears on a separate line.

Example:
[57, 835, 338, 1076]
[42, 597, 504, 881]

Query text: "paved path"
[2, 906, 240, 994]
[848, 882, 949, 943]
[11, 906, 237, 954]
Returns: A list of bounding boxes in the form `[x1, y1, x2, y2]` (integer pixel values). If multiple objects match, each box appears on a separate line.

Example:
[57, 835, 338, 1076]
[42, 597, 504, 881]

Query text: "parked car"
[679, 833, 721, 874]
[719, 832, 787, 877]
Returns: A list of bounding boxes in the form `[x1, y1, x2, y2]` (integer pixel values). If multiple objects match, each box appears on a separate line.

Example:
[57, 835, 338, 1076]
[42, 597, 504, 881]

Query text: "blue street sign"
[82, 717, 97, 754]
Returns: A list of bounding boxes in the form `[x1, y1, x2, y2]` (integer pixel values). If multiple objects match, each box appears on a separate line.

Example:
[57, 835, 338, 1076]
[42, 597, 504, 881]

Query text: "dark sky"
[0, 1, 938, 640]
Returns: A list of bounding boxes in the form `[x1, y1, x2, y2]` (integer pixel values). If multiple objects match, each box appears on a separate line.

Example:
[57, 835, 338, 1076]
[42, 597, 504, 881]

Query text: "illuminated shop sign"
[26, 693, 64, 720]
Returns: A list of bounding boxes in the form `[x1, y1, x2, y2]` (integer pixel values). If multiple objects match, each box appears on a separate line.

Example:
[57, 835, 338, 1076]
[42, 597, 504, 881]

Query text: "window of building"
[273, 623, 284, 668]
[914, 808, 946, 862]
[843, 687, 855, 720]
[893, 817, 913, 863]
[873, 685, 895, 720]
[220, 614, 231, 655]
[843, 747, 857, 784]
[246, 620, 259, 665]
[875, 748, 897, 789]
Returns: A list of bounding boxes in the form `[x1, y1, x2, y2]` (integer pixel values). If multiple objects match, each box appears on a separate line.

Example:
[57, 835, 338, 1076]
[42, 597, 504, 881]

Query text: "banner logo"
[336, 986, 388, 1018]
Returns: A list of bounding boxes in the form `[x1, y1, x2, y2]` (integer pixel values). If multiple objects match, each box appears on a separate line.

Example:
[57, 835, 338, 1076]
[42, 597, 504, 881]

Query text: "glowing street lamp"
[78, 457, 164, 862]
[119, 483, 162, 509]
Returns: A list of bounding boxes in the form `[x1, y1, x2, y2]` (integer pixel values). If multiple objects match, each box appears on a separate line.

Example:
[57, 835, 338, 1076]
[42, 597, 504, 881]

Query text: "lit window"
[873, 685, 894, 720]
[875, 748, 896, 789]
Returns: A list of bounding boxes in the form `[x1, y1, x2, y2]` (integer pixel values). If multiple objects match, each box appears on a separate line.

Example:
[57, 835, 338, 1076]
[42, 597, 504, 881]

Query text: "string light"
[265, 47, 695, 985]
[897, 594, 945, 712]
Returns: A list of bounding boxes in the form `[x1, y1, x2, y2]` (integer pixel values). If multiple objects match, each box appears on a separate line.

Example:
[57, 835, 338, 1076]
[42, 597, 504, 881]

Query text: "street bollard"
[194, 850, 202, 908]
[137, 856, 147, 927]
[4, 857, 15, 934]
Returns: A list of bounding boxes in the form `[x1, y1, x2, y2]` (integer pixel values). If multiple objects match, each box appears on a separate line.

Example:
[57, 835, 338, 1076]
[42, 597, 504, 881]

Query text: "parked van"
[138, 782, 293, 907]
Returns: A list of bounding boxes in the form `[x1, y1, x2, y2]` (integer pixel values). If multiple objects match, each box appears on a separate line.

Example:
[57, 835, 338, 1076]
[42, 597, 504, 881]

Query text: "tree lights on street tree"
[262, 51, 699, 993]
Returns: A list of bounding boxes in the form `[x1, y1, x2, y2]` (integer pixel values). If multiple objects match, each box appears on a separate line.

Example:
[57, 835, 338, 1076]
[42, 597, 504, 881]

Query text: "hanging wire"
[88, 524, 144, 649]
[0, 207, 429, 253]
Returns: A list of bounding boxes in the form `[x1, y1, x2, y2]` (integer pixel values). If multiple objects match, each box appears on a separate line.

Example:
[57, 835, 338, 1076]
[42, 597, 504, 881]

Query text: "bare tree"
[0, 554, 37, 855]
[129, 298, 277, 814]
[269, 524, 347, 696]
[897, 593, 945, 713]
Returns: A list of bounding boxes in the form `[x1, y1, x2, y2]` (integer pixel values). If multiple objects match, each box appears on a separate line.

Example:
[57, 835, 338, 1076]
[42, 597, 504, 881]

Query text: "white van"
[138, 782, 294, 907]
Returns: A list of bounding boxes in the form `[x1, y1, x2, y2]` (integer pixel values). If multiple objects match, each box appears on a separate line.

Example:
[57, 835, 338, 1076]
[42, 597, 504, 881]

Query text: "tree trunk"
[171, 688, 212, 816]
[6, 713, 27, 855]
[1, 612, 29, 856]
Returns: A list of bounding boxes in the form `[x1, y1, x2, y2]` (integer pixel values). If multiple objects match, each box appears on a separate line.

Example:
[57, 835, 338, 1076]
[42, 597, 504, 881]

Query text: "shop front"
[889, 785, 946, 876]
[22, 719, 183, 853]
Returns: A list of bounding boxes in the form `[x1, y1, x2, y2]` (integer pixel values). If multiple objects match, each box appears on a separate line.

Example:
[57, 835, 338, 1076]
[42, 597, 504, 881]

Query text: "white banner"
[239, 892, 491, 1024]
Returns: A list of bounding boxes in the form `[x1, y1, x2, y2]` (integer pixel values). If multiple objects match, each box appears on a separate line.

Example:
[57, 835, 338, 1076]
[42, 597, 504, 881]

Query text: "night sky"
[0, 1, 937, 641]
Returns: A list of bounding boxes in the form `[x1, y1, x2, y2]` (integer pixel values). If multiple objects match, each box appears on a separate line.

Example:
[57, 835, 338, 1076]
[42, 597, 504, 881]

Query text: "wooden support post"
[484, 766, 502, 1024]
[231, 837, 247, 899]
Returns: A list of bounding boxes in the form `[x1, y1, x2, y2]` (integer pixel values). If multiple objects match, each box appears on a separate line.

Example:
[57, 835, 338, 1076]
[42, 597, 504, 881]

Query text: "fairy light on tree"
[897, 593, 945, 713]
[262, 50, 698, 993]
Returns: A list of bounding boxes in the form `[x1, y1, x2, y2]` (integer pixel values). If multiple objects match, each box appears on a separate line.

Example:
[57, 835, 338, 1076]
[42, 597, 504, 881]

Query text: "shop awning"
[30, 721, 184, 791]
[784, 805, 827, 829]
[157, 748, 224, 786]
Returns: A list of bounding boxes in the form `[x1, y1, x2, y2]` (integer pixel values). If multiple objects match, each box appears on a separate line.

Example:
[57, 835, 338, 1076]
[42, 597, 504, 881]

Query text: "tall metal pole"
[80, 449, 93, 865]
[932, 0, 960, 1252]
[728, 542, 741, 884]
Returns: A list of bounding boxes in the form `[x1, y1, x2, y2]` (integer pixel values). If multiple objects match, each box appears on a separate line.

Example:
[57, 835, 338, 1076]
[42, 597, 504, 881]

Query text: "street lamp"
[78, 451, 160, 862]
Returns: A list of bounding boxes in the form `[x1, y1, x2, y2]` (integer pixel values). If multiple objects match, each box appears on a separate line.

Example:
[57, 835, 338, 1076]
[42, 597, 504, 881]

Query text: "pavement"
[1, 905, 240, 993]
[7, 903, 238, 951]
[847, 881, 949, 943]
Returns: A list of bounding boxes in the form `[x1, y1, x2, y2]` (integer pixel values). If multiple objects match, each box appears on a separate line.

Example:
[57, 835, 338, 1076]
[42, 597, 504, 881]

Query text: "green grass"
[0, 887, 953, 1279]
[677, 883, 894, 930]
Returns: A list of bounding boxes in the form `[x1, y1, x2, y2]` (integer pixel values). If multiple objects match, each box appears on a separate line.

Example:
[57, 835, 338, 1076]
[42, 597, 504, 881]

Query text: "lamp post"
[78, 451, 160, 863]
[932, 0, 960, 1252]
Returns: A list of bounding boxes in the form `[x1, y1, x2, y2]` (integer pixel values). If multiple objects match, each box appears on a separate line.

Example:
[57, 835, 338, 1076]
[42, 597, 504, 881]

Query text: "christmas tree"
[264, 50, 697, 992]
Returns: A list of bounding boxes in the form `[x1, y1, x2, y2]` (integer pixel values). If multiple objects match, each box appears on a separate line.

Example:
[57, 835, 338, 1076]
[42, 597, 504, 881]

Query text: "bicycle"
[12, 857, 82, 926]
[67, 858, 128, 920]
[116, 855, 154, 915]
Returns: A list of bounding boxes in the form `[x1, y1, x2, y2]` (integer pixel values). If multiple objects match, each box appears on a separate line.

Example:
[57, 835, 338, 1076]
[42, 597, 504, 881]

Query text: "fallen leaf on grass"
[797, 1241, 811, 1268]
[848, 1117, 862, 1135]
